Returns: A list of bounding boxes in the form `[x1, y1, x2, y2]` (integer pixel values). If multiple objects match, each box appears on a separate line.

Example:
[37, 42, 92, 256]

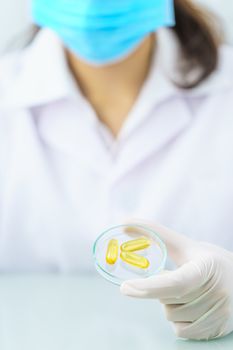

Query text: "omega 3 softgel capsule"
[106, 239, 119, 264]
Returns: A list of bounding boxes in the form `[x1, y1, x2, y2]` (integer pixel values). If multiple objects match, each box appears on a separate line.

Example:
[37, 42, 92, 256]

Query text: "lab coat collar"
[1, 28, 233, 179]
[1, 28, 233, 110]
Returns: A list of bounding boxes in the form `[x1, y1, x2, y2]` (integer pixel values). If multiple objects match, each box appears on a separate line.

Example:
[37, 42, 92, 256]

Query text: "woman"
[0, 0, 233, 340]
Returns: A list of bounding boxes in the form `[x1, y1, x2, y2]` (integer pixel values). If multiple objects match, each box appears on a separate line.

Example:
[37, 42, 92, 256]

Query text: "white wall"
[0, 0, 31, 52]
[196, 0, 233, 43]
[0, 0, 233, 52]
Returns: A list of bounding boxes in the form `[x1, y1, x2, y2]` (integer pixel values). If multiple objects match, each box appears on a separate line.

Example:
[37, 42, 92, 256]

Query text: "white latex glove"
[120, 221, 233, 340]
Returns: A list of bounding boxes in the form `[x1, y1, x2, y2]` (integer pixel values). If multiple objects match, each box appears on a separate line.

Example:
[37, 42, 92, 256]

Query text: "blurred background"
[0, 0, 233, 53]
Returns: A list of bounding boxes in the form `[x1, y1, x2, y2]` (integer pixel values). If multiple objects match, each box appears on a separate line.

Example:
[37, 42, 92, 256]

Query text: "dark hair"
[12, 0, 221, 89]
[173, 0, 221, 88]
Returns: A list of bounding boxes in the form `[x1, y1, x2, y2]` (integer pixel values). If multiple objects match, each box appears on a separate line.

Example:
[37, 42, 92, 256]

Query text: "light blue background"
[0, 275, 232, 350]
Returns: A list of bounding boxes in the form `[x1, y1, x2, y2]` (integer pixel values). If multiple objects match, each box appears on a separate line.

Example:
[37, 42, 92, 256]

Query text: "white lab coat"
[0, 28, 233, 272]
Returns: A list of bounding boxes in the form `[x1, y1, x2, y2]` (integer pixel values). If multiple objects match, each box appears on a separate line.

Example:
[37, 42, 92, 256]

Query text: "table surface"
[0, 274, 232, 350]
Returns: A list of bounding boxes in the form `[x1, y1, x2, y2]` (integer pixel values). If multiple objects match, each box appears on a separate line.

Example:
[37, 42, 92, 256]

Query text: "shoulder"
[182, 44, 233, 104]
[0, 28, 72, 109]
[219, 44, 233, 67]
[0, 49, 26, 91]
[0, 50, 28, 165]
[211, 45, 233, 105]
[217, 44, 233, 85]
[0, 49, 25, 136]
[0, 47, 30, 111]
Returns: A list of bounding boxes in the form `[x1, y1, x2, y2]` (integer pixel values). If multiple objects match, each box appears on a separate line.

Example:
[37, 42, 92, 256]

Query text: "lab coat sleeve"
[0, 55, 12, 200]
[0, 112, 8, 219]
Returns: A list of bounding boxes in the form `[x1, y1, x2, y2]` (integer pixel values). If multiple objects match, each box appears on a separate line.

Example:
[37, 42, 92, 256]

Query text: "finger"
[174, 319, 226, 340]
[173, 297, 229, 340]
[159, 278, 213, 305]
[123, 219, 196, 265]
[163, 292, 224, 323]
[121, 260, 206, 299]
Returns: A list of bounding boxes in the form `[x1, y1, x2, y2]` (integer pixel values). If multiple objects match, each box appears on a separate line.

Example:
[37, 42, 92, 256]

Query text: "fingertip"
[120, 279, 149, 297]
[120, 281, 136, 296]
[120, 281, 128, 294]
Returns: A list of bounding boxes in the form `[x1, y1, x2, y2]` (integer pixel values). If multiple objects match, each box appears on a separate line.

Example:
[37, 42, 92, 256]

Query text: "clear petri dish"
[93, 223, 167, 285]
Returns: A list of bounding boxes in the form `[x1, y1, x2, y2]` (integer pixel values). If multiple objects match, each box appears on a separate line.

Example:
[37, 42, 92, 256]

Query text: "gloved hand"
[120, 221, 233, 340]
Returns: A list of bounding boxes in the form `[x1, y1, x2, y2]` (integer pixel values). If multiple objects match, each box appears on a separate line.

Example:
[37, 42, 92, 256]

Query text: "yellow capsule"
[120, 251, 150, 269]
[121, 236, 151, 252]
[106, 239, 119, 265]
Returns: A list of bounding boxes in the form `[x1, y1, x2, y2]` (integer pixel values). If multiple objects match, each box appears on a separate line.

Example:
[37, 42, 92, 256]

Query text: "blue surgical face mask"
[32, 0, 175, 66]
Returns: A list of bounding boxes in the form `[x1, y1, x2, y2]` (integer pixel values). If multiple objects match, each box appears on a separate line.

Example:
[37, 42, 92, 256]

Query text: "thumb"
[120, 260, 205, 299]
[123, 219, 196, 265]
